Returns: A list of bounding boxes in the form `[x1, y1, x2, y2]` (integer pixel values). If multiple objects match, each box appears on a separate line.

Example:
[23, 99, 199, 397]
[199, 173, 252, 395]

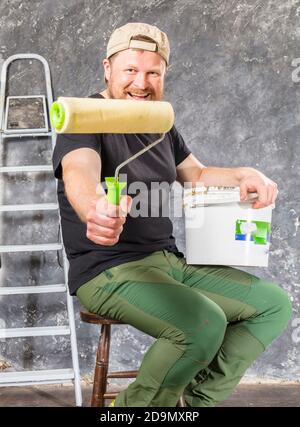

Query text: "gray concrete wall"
[0, 0, 299, 384]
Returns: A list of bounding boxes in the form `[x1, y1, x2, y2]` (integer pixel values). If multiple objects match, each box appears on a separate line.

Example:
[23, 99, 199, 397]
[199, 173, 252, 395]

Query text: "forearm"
[63, 167, 104, 222]
[177, 154, 276, 207]
[198, 166, 257, 187]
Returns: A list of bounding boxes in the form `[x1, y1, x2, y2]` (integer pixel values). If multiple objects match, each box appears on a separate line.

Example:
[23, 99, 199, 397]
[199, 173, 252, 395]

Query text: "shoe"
[109, 399, 115, 407]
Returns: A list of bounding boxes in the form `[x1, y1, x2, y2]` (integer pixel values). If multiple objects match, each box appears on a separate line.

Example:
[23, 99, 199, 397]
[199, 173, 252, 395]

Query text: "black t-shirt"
[52, 93, 191, 295]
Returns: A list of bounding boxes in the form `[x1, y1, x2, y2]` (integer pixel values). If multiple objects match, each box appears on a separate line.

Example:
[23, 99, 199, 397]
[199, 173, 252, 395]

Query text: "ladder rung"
[0, 369, 74, 386]
[0, 243, 63, 253]
[2, 132, 52, 138]
[0, 203, 58, 212]
[0, 165, 53, 173]
[0, 284, 67, 295]
[0, 326, 71, 339]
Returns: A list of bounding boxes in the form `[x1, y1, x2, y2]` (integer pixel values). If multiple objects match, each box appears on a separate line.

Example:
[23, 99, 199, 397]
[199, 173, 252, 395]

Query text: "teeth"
[129, 93, 148, 97]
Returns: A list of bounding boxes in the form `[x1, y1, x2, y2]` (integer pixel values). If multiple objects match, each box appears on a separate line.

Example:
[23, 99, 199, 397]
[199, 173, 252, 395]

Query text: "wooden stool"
[80, 309, 186, 407]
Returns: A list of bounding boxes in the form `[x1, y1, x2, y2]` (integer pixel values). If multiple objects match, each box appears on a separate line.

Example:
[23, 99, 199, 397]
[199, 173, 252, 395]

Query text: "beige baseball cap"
[107, 22, 170, 65]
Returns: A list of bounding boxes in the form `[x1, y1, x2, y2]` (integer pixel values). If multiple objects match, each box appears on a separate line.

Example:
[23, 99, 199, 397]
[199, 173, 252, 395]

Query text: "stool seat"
[80, 310, 124, 325]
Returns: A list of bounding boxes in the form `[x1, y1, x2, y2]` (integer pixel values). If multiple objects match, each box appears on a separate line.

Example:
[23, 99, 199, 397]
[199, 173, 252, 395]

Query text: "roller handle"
[105, 177, 126, 206]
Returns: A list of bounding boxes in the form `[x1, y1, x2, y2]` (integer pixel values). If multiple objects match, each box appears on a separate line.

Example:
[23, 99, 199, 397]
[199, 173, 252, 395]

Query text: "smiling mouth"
[127, 92, 151, 100]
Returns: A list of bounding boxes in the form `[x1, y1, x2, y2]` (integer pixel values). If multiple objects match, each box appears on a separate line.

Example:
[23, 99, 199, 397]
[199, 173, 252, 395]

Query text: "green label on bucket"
[235, 220, 271, 245]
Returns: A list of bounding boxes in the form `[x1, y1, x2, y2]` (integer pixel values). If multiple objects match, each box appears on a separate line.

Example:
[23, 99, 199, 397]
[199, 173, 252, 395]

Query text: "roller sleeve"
[50, 97, 174, 134]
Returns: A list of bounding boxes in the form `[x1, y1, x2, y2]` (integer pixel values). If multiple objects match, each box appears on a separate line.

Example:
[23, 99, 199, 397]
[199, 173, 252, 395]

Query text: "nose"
[132, 72, 148, 89]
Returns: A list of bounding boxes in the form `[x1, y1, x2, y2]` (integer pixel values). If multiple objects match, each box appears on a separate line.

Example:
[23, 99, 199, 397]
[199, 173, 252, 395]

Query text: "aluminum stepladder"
[0, 54, 82, 406]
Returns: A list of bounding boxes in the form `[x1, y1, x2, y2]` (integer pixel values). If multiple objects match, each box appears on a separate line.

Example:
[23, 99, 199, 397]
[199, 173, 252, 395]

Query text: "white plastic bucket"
[183, 186, 274, 267]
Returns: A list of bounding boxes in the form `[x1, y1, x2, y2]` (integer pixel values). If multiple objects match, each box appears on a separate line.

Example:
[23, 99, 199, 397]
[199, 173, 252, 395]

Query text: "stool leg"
[91, 323, 111, 407]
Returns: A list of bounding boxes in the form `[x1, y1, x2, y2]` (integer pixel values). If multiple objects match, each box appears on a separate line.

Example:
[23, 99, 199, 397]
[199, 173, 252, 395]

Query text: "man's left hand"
[239, 169, 278, 209]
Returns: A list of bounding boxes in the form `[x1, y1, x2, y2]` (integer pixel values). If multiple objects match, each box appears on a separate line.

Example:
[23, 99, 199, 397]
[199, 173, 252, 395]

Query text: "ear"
[103, 58, 111, 81]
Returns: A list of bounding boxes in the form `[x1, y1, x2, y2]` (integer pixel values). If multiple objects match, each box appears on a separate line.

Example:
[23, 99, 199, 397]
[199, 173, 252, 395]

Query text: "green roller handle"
[105, 177, 126, 206]
[50, 101, 65, 130]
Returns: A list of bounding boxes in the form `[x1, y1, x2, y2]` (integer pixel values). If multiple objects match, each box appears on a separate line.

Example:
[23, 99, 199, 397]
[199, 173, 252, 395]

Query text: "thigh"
[77, 257, 224, 340]
[179, 262, 259, 322]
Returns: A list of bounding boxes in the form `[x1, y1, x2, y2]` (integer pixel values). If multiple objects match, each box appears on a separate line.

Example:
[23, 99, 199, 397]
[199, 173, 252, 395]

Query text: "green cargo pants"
[77, 250, 292, 407]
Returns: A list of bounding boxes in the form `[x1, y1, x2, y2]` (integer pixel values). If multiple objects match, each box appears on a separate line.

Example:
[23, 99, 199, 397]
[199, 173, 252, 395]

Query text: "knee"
[206, 305, 228, 344]
[188, 299, 227, 352]
[275, 286, 293, 327]
[264, 282, 293, 331]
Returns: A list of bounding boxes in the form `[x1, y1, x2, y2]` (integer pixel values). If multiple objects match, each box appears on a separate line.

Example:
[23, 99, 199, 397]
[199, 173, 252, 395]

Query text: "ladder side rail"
[0, 54, 9, 132]
[64, 253, 83, 407]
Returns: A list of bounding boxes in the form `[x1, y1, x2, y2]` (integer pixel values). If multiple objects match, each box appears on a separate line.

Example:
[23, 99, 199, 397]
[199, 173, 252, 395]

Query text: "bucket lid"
[183, 186, 258, 207]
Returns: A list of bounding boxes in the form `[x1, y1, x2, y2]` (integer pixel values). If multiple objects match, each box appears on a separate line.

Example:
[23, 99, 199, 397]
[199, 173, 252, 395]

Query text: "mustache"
[126, 87, 153, 94]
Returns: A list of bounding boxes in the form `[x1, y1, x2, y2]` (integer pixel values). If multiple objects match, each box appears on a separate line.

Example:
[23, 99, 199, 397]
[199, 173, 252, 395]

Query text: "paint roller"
[50, 97, 175, 205]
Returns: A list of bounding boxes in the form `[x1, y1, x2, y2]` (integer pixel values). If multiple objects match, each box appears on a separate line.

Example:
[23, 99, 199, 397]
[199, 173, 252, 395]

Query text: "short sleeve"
[169, 126, 191, 166]
[52, 133, 101, 179]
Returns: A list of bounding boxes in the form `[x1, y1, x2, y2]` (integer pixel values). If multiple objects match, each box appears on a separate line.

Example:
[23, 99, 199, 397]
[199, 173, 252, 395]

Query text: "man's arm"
[62, 147, 102, 222]
[176, 153, 278, 209]
[61, 147, 131, 245]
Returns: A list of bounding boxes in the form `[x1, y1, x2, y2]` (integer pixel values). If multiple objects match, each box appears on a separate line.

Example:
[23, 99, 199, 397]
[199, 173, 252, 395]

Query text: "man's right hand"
[86, 195, 132, 246]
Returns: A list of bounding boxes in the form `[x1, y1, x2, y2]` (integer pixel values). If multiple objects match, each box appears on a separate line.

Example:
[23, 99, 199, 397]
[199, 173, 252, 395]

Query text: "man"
[53, 22, 292, 407]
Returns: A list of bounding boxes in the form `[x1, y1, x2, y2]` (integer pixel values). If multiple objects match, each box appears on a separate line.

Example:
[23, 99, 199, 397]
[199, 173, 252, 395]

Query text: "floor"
[0, 383, 299, 407]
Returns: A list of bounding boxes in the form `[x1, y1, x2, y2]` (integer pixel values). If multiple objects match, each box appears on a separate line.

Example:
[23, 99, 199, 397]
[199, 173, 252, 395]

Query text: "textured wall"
[0, 0, 299, 384]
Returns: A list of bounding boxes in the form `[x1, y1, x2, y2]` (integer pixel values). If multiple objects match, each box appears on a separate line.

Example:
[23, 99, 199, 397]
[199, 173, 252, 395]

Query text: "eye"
[125, 68, 136, 74]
